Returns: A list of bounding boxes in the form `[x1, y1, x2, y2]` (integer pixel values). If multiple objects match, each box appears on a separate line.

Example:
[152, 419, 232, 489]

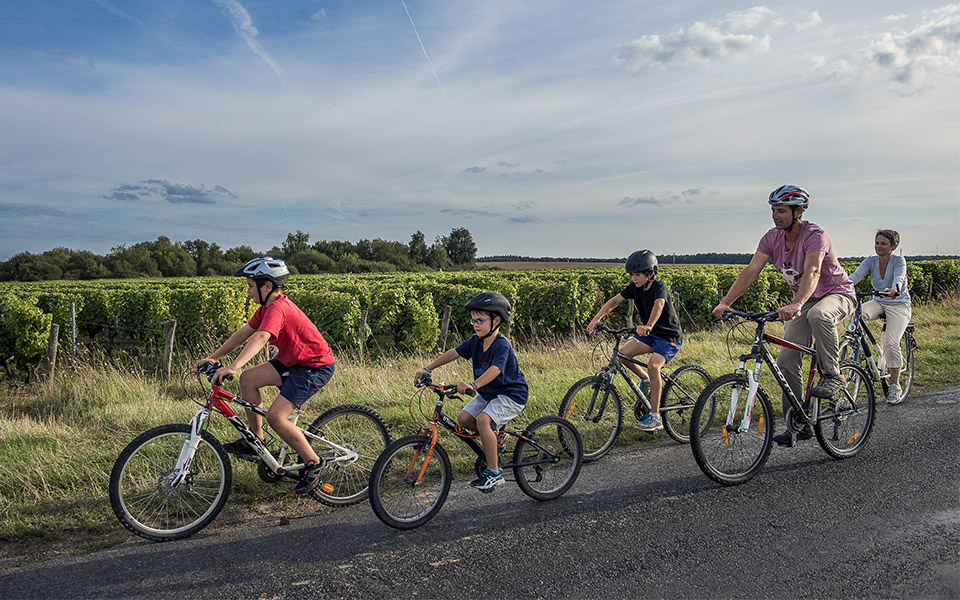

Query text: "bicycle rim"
[690, 374, 774, 486]
[661, 365, 712, 444]
[815, 363, 875, 458]
[307, 405, 391, 507]
[513, 416, 583, 501]
[899, 334, 915, 398]
[559, 376, 622, 461]
[369, 436, 451, 530]
[109, 425, 231, 541]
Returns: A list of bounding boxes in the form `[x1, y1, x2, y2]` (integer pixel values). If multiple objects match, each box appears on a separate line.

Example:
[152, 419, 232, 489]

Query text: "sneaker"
[638, 379, 650, 396]
[811, 374, 846, 399]
[222, 438, 260, 456]
[469, 468, 504, 491]
[634, 413, 663, 432]
[773, 426, 813, 447]
[886, 384, 903, 405]
[293, 459, 329, 496]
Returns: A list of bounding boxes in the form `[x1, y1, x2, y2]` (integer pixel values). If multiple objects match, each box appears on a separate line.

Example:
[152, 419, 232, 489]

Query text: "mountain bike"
[690, 310, 875, 486]
[109, 361, 391, 541]
[839, 291, 917, 401]
[558, 323, 712, 461]
[368, 375, 583, 530]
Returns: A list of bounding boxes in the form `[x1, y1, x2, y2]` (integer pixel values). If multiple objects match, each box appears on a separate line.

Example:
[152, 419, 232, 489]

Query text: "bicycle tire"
[898, 330, 915, 399]
[369, 435, 451, 530]
[306, 404, 391, 507]
[690, 373, 774, 486]
[109, 424, 232, 541]
[815, 362, 876, 458]
[658, 364, 712, 444]
[513, 416, 583, 501]
[558, 375, 622, 462]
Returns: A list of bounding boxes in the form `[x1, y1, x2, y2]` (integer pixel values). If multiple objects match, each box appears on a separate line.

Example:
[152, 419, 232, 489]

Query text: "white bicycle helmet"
[768, 185, 810, 208]
[234, 257, 289, 303]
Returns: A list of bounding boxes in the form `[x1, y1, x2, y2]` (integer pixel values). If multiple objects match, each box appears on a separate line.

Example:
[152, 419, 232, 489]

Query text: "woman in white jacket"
[848, 229, 911, 404]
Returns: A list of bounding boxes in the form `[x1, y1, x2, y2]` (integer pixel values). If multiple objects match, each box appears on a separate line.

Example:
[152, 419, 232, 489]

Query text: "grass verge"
[1, 294, 957, 564]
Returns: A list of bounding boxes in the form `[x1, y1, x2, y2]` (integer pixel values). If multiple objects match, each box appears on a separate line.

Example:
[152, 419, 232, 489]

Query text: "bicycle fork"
[170, 407, 213, 487]
[723, 361, 763, 446]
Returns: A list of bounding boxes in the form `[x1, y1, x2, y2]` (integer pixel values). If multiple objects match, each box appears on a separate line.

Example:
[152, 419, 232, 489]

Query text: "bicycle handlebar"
[720, 310, 781, 322]
[196, 361, 233, 383]
[593, 323, 638, 337]
[415, 374, 476, 397]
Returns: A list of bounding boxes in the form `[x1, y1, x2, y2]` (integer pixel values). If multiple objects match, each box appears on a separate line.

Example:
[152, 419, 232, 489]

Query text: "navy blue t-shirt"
[455, 333, 528, 405]
[619, 280, 683, 342]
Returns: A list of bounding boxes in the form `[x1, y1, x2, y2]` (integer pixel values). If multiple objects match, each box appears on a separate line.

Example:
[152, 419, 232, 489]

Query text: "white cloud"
[615, 7, 782, 72]
[829, 4, 960, 94]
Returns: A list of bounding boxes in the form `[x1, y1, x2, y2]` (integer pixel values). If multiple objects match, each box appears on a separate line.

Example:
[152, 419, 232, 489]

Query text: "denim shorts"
[268, 358, 336, 407]
[631, 334, 682, 364]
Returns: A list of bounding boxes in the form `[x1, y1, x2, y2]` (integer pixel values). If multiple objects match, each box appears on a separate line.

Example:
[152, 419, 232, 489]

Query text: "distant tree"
[223, 245, 257, 269]
[282, 231, 311, 258]
[107, 244, 160, 278]
[313, 240, 354, 261]
[443, 227, 477, 265]
[289, 249, 334, 274]
[426, 237, 452, 269]
[409, 231, 428, 264]
[64, 250, 109, 279]
[150, 236, 196, 277]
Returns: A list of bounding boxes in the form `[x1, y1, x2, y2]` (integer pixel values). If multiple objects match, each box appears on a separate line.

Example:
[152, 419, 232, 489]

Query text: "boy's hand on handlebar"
[586, 320, 599, 335]
[212, 365, 236, 386]
[456, 382, 477, 396]
[414, 369, 431, 386]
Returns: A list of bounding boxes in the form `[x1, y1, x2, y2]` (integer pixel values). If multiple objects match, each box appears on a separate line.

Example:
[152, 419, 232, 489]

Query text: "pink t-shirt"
[247, 294, 335, 368]
[757, 222, 854, 300]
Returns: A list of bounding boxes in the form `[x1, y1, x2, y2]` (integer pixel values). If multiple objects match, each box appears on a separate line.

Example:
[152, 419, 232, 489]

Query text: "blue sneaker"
[634, 413, 663, 432]
[638, 379, 650, 395]
[469, 468, 504, 491]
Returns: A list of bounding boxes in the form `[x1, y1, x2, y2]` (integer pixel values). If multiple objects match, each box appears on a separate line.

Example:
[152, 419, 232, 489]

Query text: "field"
[477, 261, 623, 269]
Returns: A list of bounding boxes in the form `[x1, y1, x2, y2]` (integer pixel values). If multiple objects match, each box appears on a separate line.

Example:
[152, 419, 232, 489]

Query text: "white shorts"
[462, 394, 525, 429]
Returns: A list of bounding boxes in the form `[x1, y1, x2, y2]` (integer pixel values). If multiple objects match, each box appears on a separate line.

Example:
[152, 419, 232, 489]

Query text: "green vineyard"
[1, 261, 958, 372]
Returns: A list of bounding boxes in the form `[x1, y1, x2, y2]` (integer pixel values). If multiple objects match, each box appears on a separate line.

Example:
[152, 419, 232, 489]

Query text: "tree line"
[0, 228, 478, 282]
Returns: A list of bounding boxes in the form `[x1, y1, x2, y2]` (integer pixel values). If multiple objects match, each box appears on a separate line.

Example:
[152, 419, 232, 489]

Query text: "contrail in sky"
[400, 0, 447, 100]
[94, 0, 185, 51]
[211, 0, 283, 79]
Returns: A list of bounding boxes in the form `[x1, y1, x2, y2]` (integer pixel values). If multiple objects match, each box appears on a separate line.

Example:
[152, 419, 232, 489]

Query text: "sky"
[1, 1, 958, 261]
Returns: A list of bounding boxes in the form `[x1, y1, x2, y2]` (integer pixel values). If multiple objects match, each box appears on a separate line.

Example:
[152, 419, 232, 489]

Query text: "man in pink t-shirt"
[713, 186, 855, 447]
[199, 257, 336, 496]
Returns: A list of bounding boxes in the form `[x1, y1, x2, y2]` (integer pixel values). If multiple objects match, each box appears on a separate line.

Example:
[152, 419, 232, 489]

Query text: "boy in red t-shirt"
[198, 257, 336, 495]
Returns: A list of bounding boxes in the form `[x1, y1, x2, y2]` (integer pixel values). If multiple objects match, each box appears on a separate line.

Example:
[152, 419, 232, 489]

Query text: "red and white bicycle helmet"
[768, 185, 810, 208]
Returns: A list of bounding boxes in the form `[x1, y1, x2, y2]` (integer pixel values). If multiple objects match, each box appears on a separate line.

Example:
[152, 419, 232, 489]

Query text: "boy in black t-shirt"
[586, 250, 682, 431]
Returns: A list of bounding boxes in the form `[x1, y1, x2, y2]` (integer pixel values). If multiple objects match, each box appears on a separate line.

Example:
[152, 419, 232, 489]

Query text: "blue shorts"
[631, 334, 682, 364]
[268, 359, 336, 407]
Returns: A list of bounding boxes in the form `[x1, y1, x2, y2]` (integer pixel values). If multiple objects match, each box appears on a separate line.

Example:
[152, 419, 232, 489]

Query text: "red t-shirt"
[247, 294, 335, 368]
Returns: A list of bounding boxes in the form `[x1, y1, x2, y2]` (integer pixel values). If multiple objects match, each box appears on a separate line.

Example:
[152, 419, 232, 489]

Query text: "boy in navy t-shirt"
[414, 292, 527, 491]
[587, 250, 682, 432]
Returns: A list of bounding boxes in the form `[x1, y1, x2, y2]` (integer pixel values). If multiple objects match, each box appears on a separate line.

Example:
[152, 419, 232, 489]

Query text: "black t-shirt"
[619, 280, 683, 342]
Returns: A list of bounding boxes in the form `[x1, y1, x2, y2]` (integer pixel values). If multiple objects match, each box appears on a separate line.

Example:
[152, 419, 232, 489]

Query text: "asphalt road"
[3, 385, 959, 599]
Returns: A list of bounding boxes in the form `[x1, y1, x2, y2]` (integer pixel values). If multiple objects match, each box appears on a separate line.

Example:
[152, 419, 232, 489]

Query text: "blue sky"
[1, 1, 958, 261]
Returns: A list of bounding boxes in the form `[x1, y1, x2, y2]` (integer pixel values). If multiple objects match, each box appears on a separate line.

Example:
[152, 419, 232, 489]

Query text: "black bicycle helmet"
[464, 291, 511, 326]
[625, 249, 658, 274]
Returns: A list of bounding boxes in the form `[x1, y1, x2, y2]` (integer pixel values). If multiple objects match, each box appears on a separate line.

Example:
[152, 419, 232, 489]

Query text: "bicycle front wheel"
[815, 362, 875, 459]
[306, 404, 391, 507]
[369, 435, 451, 530]
[659, 364, 712, 444]
[513, 416, 583, 501]
[690, 373, 774, 486]
[109, 424, 232, 541]
[558, 375, 622, 462]
[898, 330, 916, 399]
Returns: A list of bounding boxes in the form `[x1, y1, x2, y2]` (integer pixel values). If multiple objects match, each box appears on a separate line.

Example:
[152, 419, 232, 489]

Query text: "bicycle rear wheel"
[690, 373, 774, 486]
[109, 424, 231, 541]
[369, 435, 451, 530]
[558, 375, 622, 462]
[815, 362, 876, 458]
[659, 364, 712, 444]
[513, 416, 583, 501]
[898, 329, 915, 399]
[306, 404, 391, 507]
